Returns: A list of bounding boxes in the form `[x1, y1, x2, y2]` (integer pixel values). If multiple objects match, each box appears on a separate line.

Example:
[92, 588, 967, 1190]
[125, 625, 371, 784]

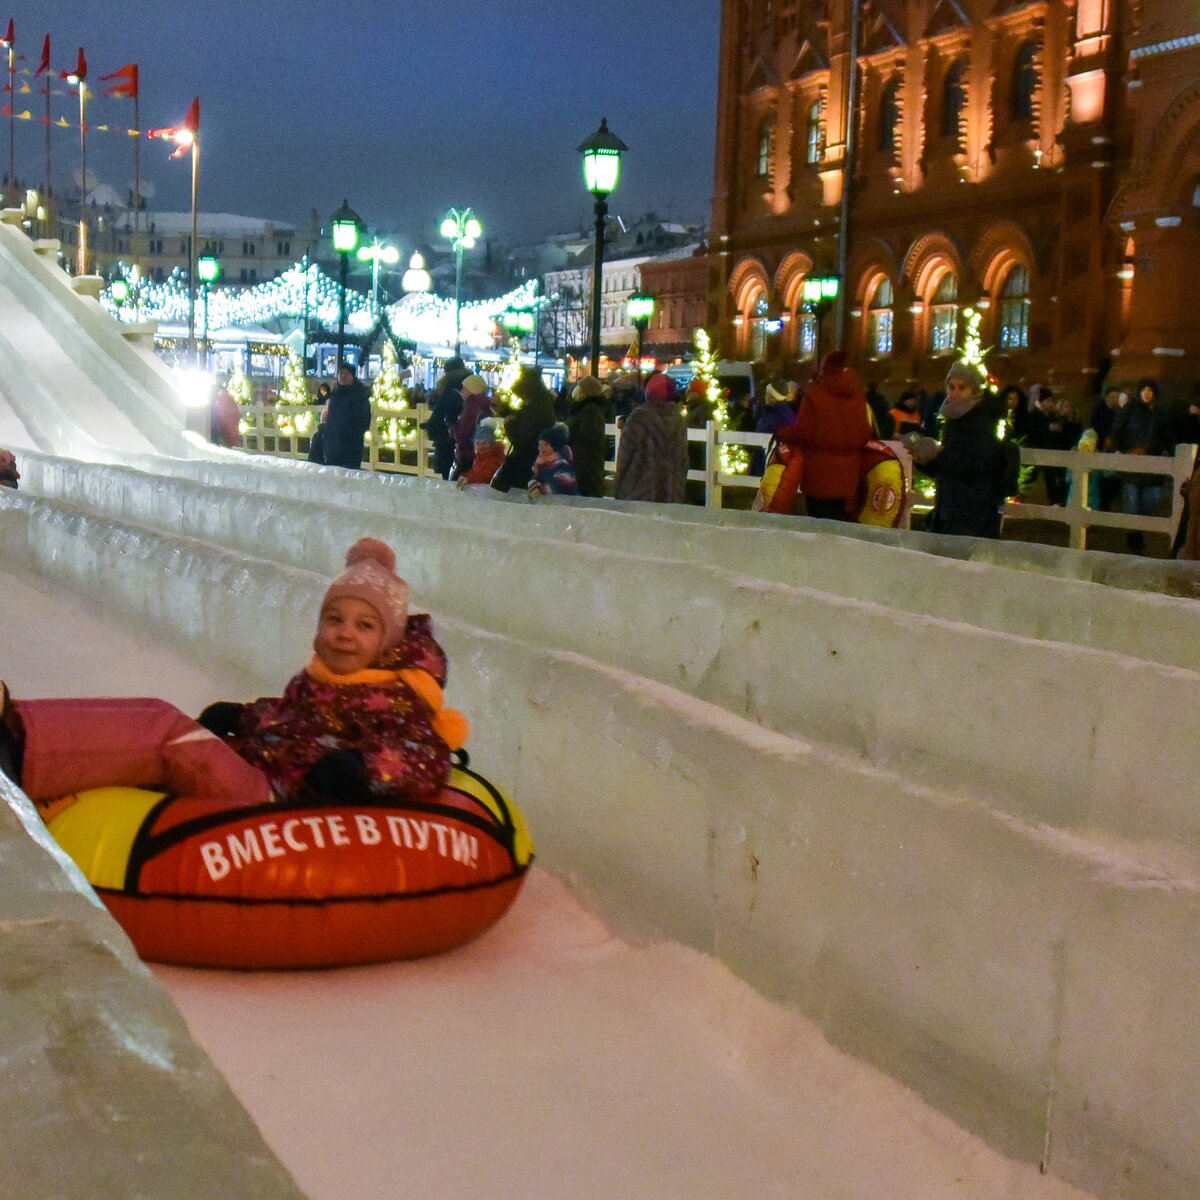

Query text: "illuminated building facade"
[711, 0, 1200, 394]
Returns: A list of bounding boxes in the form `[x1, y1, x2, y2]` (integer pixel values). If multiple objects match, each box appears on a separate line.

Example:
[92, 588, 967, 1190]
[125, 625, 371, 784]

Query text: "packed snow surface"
[2, 565, 1094, 1200]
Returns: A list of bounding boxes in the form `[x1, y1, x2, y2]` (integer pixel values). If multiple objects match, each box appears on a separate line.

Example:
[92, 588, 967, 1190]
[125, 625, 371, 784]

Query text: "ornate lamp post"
[802, 274, 841, 364]
[440, 208, 482, 357]
[197, 253, 219, 370]
[578, 118, 627, 378]
[626, 290, 655, 386]
[331, 199, 363, 369]
[357, 237, 400, 317]
[502, 305, 538, 367]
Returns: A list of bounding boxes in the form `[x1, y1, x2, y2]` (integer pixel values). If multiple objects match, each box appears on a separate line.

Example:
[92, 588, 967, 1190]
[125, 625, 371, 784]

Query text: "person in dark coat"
[913, 359, 1005, 539]
[322, 365, 372, 470]
[752, 381, 799, 475]
[1105, 377, 1171, 553]
[491, 367, 558, 493]
[565, 375, 609, 498]
[422, 356, 470, 479]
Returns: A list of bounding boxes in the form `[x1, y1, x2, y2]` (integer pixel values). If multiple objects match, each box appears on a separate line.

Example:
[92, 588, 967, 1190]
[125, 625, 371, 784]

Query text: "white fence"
[236, 404, 1196, 549]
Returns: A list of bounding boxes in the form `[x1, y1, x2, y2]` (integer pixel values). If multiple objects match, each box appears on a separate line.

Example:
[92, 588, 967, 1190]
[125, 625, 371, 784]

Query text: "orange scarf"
[306, 657, 470, 751]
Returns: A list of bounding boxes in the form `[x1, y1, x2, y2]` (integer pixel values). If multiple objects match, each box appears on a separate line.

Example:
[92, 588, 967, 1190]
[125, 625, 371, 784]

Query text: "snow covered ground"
[1, 566, 1092, 1200]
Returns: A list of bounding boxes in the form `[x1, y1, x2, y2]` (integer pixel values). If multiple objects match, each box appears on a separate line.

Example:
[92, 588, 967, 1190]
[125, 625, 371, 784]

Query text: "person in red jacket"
[770, 351, 871, 520]
[0, 539, 467, 813]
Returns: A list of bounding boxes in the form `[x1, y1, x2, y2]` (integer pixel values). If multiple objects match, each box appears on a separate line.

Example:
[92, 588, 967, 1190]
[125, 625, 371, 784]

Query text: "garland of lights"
[693, 327, 749, 474]
[275, 347, 316, 436]
[101, 259, 539, 353]
[371, 341, 421, 451]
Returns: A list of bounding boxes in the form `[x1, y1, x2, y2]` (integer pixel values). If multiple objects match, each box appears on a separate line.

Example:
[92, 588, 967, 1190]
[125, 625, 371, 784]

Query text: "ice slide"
[2, 219, 1200, 1200]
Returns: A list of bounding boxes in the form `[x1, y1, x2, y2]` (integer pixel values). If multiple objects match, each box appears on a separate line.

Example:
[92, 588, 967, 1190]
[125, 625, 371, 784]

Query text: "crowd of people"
[199, 349, 1200, 558]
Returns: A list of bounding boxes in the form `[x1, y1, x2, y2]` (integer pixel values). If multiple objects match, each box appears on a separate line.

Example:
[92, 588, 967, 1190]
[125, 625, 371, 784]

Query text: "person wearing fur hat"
[769, 351, 871, 520]
[566, 375, 609, 497]
[911, 359, 1006, 539]
[457, 419, 506, 487]
[528, 424, 580, 496]
[613, 371, 688, 504]
[0, 540, 467, 811]
[491, 366, 558, 493]
[450, 373, 492, 477]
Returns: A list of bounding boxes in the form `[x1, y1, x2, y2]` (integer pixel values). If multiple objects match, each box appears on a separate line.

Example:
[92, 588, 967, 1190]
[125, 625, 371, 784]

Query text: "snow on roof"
[128, 212, 298, 236]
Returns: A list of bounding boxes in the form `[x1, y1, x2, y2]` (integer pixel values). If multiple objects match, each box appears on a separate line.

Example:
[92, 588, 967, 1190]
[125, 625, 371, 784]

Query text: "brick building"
[710, 0, 1199, 398]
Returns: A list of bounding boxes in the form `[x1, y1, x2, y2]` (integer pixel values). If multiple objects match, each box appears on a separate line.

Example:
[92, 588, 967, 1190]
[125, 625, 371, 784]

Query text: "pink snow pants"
[16, 697, 271, 805]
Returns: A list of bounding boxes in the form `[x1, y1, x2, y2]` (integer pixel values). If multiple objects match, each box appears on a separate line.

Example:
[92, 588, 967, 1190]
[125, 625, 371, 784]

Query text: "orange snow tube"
[47, 762, 534, 969]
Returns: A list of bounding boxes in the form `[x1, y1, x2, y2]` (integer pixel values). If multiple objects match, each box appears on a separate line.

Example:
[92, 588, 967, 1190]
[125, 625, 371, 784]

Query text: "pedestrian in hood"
[423, 356, 471, 479]
[491, 367, 558, 493]
[773, 351, 872, 520]
[566, 374, 609, 497]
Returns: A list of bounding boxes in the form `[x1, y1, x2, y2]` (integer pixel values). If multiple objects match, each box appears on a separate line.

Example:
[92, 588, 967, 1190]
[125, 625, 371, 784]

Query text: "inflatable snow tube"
[46, 762, 534, 969]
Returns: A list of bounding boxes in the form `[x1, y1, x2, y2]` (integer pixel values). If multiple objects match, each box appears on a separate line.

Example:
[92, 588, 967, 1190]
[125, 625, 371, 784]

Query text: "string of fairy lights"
[100, 259, 539, 350]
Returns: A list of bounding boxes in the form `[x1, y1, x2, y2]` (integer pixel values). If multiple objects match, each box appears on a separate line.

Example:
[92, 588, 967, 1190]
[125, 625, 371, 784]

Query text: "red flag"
[147, 97, 199, 158]
[98, 62, 137, 99]
[34, 34, 48, 76]
[2, 20, 13, 48]
[59, 46, 85, 82]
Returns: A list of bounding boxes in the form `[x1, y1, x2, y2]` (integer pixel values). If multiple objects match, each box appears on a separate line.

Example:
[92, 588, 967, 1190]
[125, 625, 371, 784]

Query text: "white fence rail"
[235, 404, 1197, 549]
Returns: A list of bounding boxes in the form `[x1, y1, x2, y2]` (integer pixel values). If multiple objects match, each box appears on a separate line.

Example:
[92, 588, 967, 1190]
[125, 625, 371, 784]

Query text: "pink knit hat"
[321, 538, 409, 648]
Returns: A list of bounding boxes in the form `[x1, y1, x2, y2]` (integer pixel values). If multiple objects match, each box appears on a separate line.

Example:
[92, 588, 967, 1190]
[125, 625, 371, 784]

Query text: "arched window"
[868, 277, 894, 357]
[805, 101, 823, 165]
[798, 313, 817, 359]
[1012, 42, 1038, 121]
[757, 117, 773, 177]
[941, 61, 966, 141]
[998, 266, 1030, 350]
[929, 272, 958, 353]
[750, 294, 770, 359]
[879, 77, 901, 153]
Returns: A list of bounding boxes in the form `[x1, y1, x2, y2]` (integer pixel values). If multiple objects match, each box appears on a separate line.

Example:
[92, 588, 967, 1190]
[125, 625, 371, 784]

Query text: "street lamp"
[578, 117, 627, 378]
[331, 198, 363, 369]
[502, 304, 538, 367]
[357, 237, 400, 316]
[440, 207, 482, 357]
[627, 290, 655, 385]
[802, 273, 841, 364]
[402, 251, 431, 294]
[197, 253, 219, 370]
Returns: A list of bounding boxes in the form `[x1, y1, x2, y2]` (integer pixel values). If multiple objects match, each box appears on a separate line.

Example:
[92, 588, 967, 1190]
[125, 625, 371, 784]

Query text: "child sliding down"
[0, 539, 468, 814]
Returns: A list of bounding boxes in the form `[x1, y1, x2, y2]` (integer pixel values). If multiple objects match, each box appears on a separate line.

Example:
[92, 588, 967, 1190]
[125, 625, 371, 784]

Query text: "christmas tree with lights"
[372, 340, 418, 452]
[275, 347, 315, 436]
[693, 327, 748, 474]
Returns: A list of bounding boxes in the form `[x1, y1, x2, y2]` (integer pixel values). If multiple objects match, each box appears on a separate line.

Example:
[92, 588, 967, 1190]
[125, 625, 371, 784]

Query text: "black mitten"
[197, 701, 246, 739]
[304, 749, 372, 801]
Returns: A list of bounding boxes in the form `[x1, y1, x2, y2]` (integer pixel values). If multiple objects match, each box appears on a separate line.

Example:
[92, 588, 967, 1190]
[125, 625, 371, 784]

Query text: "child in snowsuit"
[456, 419, 506, 487]
[528, 424, 580, 496]
[0, 539, 467, 815]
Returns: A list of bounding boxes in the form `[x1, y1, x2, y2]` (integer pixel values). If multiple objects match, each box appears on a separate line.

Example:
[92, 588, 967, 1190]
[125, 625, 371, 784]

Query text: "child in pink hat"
[1, 539, 467, 813]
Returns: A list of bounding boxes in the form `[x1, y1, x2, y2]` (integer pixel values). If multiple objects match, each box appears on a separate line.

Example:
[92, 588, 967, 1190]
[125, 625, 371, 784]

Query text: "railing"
[1002, 444, 1197, 550]
[235, 404, 1196, 550]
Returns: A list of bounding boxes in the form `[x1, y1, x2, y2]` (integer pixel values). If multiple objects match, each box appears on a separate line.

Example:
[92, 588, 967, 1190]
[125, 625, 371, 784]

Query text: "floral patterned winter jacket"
[236, 614, 466, 803]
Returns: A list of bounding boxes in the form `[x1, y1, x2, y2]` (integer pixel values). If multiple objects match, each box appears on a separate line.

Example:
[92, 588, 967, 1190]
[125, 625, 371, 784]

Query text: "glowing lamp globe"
[197, 255, 220, 284]
[440, 217, 458, 239]
[331, 199, 363, 254]
[578, 118, 628, 198]
[110, 278, 129, 303]
[465, 217, 482, 241]
[627, 291, 655, 323]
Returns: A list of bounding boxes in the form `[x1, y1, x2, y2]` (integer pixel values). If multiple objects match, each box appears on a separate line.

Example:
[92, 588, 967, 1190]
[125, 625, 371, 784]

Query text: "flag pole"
[77, 79, 88, 273]
[43, 61, 50, 203]
[133, 87, 140, 282]
[7, 26, 14, 198]
[189, 131, 199, 363]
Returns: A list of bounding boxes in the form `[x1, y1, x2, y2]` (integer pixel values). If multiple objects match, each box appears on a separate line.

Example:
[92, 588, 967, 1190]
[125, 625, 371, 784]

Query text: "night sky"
[16, 1, 721, 245]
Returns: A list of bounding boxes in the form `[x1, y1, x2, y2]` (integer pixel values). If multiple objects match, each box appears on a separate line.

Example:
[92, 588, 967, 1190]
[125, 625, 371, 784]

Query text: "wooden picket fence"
[234, 403, 1196, 550]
